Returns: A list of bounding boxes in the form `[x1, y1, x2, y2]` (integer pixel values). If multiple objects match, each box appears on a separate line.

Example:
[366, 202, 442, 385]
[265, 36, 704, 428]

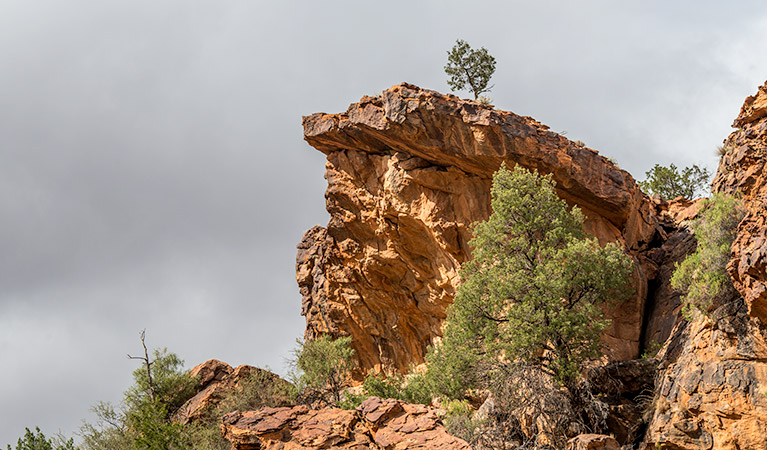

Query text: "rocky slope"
[298, 83, 668, 376]
[641, 81, 767, 450]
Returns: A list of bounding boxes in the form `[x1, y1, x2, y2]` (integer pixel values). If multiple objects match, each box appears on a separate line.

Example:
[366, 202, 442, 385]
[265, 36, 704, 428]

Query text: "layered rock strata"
[220, 396, 471, 450]
[298, 83, 663, 375]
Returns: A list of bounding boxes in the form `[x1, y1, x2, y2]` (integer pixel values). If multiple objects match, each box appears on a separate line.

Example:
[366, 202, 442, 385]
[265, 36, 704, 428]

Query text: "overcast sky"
[1, 1, 766, 445]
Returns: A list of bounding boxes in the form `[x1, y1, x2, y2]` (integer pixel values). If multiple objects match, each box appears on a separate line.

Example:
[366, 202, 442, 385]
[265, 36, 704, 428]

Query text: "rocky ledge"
[220, 396, 471, 450]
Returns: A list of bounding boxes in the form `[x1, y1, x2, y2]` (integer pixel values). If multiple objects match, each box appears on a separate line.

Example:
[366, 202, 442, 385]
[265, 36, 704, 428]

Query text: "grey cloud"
[2, 0, 767, 445]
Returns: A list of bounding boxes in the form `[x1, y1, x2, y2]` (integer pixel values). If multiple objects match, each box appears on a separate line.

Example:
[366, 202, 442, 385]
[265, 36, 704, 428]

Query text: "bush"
[7, 427, 77, 450]
[213, 368, 295, 416]
[80, 334, 199, 450]
[639, 163, 711, 199]
[441, 400, 484, 445]
[424, 164, 633, 444]
[671, 193, 746, 318]
[293, 335, 355, 406]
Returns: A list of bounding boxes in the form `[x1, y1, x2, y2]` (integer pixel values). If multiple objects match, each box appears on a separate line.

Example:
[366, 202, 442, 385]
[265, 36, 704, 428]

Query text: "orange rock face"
[642, 80, 767, 450]
[713, 80, 767, 321]
[298, 83, 663, 375]
[220, 397, 471, 450]
[642, 299, 767, 450]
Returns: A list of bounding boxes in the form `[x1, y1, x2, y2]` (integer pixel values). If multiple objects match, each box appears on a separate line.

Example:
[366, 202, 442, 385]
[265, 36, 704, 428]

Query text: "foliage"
[338, 370, 434, 409]
[78, 402, 132, 450]
[441, 400, 484, 445]
[639, 163, 711, 199]
[213, 368, 295, 417]
[671, 193, 746, 318]
[7, 428, 77, 450]
[424, 164, 633, 443]
[80, 335, 199, 450]
[444, 39, 496, 99]
[429, 164, 633, 390]
[125, 349, 199, 421]
[293, 335, 355, 406]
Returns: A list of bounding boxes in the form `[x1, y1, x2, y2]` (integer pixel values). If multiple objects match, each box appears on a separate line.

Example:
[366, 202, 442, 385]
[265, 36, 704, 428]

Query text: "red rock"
[712, 79, 767, 321]
[174, 359, 287, 424]
[298, 83, 664, 376]
[643, 80, 767, 450]
[220, 397, 470, 450]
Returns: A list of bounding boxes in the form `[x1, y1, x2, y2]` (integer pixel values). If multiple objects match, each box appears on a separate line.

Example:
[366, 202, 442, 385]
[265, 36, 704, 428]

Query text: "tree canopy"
[444, 39, 496, 100]
[639, 163, 710, 199]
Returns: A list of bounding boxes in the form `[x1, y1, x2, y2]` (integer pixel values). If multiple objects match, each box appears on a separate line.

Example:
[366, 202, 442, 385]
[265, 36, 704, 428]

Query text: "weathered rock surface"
[643, 299, 767, 450]
[566, 434, 620, 450]
[643, 81, 767, 450]
[713, 79, 767, 321]
[174, 359, 287, 424]
[298, 83, 664, 375]
[220, 396, 471, 450]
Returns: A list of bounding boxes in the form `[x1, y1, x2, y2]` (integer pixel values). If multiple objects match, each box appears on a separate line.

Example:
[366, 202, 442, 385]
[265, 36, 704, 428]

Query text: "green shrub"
[427, 163, 633, 393]
[214, 368, 295, 416]
[293, 335, 355, 406]
[6, 427, 77, 450]
[671, 193, 746, 318]
[441, 400, 484, 445]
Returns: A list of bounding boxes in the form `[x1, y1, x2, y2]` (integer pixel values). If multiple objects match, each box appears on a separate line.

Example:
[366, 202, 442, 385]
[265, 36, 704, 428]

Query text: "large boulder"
[298, 83, 663, 376]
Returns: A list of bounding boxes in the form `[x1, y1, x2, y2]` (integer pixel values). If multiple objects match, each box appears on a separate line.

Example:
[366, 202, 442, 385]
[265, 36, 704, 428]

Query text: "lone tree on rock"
[444, 39, 496, 100]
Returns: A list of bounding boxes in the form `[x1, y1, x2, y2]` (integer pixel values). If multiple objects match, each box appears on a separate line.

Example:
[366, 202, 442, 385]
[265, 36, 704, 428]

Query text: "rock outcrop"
[298, 83, 664, 375]
[220, 396, 471, 450]
[642, 81, 767, 449]
[642, 299, 767, 450]
[713, 79, 767, 321]
[174, 359, 288, 424]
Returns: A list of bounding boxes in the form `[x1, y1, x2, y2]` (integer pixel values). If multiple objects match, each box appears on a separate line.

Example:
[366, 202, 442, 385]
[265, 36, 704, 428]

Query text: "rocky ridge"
[298, 83, 669, 376]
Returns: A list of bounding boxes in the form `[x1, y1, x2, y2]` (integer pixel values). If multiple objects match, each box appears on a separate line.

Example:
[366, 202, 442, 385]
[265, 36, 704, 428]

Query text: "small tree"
[426, 164, 633, 442]
[639, 163, 711, 199]
[7, 428, 77, 450]
[445, 39, 496, 100]
[293, 335, 355, 406]
[671, 193, 746, 318]
[80, 332, 198, 450]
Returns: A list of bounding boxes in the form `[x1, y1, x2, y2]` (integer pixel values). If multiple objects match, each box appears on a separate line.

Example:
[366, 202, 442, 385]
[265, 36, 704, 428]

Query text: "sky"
[1, 0, 766, 445]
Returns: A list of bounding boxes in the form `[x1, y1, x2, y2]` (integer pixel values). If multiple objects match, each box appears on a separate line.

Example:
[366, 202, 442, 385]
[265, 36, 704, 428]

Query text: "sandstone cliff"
[642, 81, 767, 449]
[298, 83, 669, 376]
